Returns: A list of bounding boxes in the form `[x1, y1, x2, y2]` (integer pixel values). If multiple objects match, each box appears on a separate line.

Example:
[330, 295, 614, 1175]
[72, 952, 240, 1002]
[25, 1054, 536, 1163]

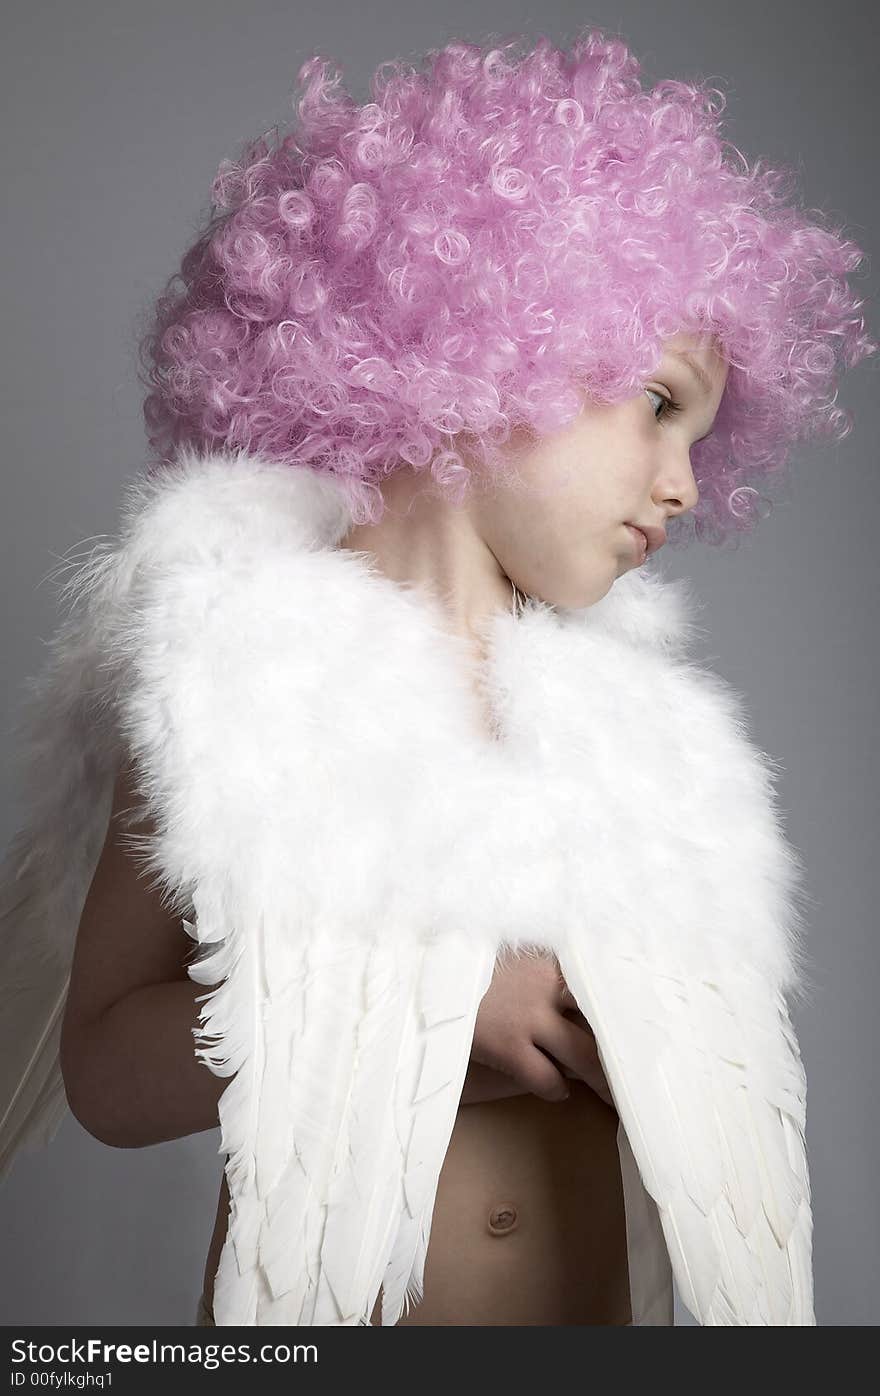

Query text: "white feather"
[0, 445, 815, 1325]
[0, 550, 122, 1181]
[555, 936, 813, 1325]
[380, 935, 498, 1325]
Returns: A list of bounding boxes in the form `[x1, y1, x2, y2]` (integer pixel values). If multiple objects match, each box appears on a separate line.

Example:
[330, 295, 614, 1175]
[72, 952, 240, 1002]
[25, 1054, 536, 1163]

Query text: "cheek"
[548, 518, 625, 605]
[606, 445, 652, 497]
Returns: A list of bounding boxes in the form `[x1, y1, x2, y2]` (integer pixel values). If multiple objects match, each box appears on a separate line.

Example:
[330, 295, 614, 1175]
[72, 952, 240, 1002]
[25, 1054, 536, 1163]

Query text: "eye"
[645, 387, 684, 424]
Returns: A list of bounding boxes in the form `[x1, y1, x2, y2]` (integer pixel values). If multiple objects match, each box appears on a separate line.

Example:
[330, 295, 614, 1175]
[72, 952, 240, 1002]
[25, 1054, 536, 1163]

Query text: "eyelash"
[646, 388, 683, 425]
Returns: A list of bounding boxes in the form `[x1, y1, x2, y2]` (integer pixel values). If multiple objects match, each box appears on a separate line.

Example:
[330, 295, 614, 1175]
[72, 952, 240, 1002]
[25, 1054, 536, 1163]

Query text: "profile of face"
[472, 331, 729, 610]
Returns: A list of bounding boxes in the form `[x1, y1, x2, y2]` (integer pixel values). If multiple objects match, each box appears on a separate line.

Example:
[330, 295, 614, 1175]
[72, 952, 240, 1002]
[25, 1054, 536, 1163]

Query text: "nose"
[655, 452, 700, 517]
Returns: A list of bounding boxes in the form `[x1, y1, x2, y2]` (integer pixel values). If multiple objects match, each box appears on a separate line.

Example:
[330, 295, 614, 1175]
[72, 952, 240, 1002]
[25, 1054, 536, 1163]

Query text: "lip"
[624, 524, 649, 562]
[624, 522, 666, 559]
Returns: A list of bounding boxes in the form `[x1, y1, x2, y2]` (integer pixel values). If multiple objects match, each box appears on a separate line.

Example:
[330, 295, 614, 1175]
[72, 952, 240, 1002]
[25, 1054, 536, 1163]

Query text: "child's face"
[473, 331, 729, 609]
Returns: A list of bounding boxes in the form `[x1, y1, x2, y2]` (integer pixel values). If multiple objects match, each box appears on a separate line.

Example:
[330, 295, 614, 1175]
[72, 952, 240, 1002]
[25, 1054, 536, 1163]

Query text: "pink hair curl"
[136, 28, 877, 544]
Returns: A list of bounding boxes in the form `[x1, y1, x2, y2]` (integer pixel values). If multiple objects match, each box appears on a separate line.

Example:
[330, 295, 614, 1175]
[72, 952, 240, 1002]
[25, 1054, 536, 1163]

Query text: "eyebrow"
[666, 348, 719, 442]
[667, 348, 715, 399]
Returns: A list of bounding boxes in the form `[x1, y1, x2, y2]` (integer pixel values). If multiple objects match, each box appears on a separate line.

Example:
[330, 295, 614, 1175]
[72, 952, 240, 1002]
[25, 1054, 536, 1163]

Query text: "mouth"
[624, 524, 649, 562]
[624, 521, 667, 559]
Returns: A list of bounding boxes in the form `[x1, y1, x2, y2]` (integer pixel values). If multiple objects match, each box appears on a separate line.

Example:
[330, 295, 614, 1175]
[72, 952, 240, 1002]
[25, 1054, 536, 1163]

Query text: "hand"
[467, 949, 614, 1107]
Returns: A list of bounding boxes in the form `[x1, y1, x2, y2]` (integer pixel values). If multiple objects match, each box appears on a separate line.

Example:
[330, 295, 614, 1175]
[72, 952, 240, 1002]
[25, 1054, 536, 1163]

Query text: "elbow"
[60, 1046, 113, 1148]
[59, 1015, 133, 1150]
[60, 1070, 108, 1148]
[62, 1070, 140, 1151]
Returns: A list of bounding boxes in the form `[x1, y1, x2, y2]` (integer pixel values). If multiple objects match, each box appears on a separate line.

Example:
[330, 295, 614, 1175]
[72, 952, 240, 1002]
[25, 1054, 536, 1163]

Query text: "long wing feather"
[556, 934, 814, 1325]
[199, 907, 497, 1326]
[380, 934, 498, 1325]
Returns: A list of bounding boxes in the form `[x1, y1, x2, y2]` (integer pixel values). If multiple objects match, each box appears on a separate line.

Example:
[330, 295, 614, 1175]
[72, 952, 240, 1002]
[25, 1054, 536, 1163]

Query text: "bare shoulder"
[60, 756, 195, 1052]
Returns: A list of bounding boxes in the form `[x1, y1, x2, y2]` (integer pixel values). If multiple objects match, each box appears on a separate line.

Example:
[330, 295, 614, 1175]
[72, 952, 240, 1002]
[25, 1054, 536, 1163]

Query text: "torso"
[200, 1074, 631, 1326]
[200, 617, 632, 1325]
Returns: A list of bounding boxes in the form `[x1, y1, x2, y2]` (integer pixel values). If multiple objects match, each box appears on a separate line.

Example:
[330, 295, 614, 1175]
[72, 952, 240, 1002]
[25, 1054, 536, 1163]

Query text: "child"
[1, 28, 874, 1327]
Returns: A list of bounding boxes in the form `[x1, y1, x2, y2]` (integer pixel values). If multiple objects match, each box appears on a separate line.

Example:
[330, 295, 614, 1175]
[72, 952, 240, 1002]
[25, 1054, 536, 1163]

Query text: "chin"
[549, 574, 615, 612]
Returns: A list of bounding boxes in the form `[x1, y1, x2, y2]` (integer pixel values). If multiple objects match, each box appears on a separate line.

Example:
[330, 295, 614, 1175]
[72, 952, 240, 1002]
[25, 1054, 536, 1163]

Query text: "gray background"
[1, 1, 876, 1327]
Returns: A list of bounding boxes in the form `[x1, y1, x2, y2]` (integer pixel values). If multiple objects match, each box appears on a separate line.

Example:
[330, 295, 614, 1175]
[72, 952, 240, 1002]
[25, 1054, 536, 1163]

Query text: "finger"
[517, 1047, 571, 1103]
[535, 1015, 614, 1108]
[470, 1044, 570, 1104]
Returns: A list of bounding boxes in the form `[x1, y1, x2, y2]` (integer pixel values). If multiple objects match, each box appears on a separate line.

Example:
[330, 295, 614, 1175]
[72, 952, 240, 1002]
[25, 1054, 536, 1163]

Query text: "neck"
[337, 464, 520, 664]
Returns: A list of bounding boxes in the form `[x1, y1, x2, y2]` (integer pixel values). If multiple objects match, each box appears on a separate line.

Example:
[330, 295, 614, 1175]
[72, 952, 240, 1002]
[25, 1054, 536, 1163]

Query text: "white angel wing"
[380, 936, 498, 1325]
[0, 589, 120, 1183]
[556, 932, 814, 1326]
[0, 928, 70, 1184]
[194, 900, 497, 1326]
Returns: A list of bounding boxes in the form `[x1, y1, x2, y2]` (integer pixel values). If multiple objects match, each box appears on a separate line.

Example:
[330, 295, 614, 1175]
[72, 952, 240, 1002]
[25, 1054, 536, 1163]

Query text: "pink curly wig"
[136, 28, 877, 545]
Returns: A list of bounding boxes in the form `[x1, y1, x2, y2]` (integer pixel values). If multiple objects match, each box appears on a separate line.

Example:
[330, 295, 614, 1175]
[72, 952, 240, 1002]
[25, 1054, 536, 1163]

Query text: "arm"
[58, 757, 514, 1136]
[59, 762, 604, 1137]
[59, 760, 225, 1149]
[66, 981, 226, 1148]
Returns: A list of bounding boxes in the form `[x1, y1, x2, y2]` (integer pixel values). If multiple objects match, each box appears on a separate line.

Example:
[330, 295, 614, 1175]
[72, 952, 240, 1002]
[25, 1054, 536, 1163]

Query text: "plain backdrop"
[1, 0, 877, 1327]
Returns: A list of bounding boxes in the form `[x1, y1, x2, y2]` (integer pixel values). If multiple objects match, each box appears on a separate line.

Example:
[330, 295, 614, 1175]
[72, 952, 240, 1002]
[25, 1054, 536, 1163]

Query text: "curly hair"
[135, 28, 877, 545]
